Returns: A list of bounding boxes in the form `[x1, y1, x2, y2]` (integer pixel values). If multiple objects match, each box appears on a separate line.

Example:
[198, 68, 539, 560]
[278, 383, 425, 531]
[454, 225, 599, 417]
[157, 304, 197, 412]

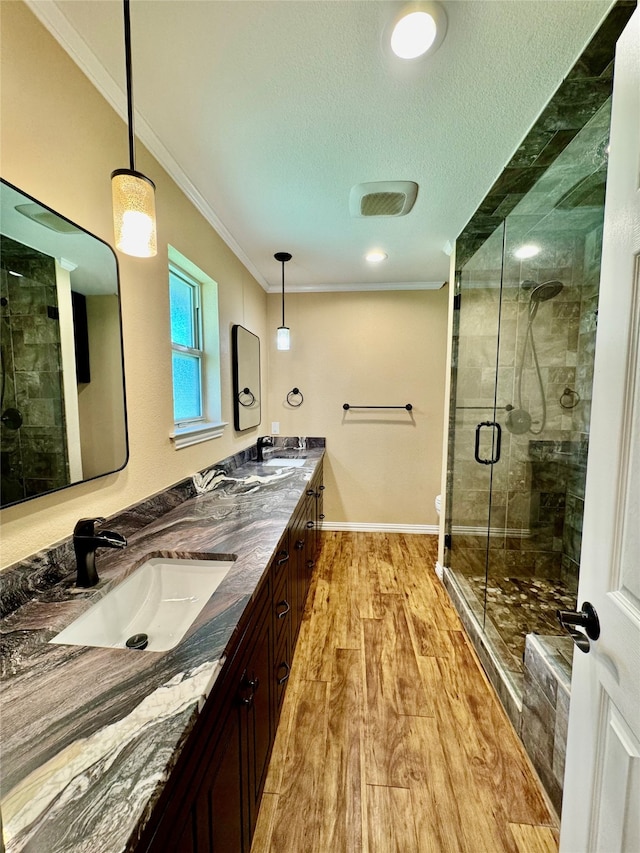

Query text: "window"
[170, 268, 203, 422]
[168, 247, 226, 448]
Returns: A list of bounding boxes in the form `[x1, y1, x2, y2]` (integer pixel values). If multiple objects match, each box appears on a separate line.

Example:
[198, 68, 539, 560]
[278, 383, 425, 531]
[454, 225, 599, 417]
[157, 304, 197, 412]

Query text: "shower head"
[531, 280, 563, 302]
[525, 279, 563, 320]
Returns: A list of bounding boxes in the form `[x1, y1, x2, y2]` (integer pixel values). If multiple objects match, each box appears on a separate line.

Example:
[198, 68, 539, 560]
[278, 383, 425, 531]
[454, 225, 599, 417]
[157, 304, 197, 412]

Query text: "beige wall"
[266, 289, 448, 527]
[0, 2, 267, 566]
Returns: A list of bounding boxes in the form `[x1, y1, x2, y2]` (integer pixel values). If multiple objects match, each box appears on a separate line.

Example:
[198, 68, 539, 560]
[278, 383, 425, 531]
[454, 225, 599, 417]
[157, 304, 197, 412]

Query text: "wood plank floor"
[251, 532, 559, 853]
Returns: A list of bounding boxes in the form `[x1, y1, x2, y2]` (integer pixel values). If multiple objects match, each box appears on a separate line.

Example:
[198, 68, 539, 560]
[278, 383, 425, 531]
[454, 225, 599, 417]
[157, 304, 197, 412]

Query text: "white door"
[560, 8, 640, 853]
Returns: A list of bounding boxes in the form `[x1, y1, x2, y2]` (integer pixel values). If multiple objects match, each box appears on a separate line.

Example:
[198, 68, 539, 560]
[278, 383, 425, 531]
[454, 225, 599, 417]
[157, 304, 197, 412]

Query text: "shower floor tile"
[464, 574, 578, 668]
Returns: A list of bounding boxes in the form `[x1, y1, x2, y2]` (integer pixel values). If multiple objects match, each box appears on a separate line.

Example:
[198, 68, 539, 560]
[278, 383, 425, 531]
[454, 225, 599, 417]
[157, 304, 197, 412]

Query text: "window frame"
[170, 265, 205, 426]
[168, 247, 227, 449]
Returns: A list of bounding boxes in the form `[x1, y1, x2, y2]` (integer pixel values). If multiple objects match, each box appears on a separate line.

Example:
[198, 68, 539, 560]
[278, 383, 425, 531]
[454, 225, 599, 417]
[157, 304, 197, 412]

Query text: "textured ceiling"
[27, 0, 613, 292]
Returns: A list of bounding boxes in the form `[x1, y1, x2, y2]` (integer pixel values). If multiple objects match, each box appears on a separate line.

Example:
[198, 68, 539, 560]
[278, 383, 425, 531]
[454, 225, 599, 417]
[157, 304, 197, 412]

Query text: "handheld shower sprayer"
[508, 279, 564, 434]
[528, 280, 564, 320]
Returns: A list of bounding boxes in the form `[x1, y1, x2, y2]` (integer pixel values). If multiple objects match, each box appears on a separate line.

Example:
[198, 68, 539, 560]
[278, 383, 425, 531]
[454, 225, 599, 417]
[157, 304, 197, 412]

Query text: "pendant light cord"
[123, 0, 136, 171]
[281, 260, 286, 326]
[274, 252, 292, 328]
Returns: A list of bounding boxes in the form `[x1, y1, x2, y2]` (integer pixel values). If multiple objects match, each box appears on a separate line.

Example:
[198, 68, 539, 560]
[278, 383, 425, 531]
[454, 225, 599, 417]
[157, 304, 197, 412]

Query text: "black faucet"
[73, 517, 127, 588]
[256, 435, 274, 462]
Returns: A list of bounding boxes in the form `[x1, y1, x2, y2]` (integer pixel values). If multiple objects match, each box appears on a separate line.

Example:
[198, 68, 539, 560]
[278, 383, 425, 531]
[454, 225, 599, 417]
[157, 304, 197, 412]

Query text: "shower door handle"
[474, 421, 502, 465]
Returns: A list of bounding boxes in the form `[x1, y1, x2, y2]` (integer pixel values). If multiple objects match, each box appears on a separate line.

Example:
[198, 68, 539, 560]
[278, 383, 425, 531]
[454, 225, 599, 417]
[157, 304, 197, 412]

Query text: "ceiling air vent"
[349, 181, 418, 218]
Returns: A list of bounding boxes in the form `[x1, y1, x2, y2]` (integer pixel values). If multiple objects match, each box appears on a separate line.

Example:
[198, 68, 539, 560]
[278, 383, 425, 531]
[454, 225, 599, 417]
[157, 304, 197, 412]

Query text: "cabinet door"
[290, 509, 306, 641]
[240, 600, 273, 844]
[315, 468, 325, 555]
[155, 680, 245, 853]
[303, 489, 317, 604]
[204, 703, 244, 853]
[272, 555, 292, 723]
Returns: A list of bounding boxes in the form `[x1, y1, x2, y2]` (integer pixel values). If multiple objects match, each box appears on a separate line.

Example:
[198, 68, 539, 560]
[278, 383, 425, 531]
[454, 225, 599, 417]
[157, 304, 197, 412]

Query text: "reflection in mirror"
[0, 179, 128, 507]
[232, 325, 261, 431]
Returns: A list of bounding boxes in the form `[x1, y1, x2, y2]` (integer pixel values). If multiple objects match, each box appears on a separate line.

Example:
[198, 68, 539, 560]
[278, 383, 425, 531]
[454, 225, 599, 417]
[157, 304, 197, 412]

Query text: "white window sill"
[170, 421, 228, 449]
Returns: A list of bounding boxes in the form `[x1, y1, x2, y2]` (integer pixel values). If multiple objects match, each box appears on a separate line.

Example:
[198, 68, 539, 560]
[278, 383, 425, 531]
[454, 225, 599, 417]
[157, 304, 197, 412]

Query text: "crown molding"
[265, 280, 446, 294]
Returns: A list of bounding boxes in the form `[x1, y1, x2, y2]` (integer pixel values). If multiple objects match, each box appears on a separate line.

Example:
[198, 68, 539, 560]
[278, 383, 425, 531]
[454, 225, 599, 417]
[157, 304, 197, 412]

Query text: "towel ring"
[560, 387, 580, 409]
[238, 387, 256, 407]
[286, 387, 304, 407]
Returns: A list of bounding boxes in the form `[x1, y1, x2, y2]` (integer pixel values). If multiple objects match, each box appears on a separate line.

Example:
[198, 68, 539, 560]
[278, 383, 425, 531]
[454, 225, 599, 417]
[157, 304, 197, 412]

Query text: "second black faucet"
[256, 435, 274, 462]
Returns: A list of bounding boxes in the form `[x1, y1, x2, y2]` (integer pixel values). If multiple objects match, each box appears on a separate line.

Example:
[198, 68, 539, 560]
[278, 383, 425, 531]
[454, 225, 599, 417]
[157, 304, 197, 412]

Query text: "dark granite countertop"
[0, 441, 324, 853]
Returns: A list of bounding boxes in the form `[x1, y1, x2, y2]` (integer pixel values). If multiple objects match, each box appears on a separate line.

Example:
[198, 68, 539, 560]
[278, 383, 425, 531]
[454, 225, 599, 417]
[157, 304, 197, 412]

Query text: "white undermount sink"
[50, 557, 235, 652]
[263, 457, 306, 467]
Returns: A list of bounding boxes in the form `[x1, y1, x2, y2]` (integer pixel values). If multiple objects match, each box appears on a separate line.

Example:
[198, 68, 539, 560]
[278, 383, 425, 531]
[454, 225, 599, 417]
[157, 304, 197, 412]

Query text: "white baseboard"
[321, 522, 439, 535]
[434, 560, 444, 581]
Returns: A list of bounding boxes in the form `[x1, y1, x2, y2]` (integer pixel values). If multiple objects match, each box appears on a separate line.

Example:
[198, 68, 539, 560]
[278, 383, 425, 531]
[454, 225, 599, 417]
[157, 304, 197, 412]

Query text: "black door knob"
[557, 601, 600, 653]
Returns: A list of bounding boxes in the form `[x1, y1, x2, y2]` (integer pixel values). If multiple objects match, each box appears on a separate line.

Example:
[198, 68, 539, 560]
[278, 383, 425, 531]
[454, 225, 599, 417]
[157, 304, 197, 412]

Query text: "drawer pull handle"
[306, 520, 314, 529]
[306, 560, 314, 570]
[295, 539, 305, 550]
[240, 672, 259, 707]
[277, 661, 291, 685]
[306, 489, 315, 497]
[276, 600, 290, 619]
[276, 550, 289, 565]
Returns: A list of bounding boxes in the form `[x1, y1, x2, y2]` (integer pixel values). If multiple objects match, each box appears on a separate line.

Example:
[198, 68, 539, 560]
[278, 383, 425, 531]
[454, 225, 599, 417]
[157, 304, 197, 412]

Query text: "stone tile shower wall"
[500, 232, 587, 581]
[1, 236, 69, 504]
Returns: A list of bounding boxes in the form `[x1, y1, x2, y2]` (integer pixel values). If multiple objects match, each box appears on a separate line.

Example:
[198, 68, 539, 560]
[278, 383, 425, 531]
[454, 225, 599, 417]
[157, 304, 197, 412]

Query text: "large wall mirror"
[0, 179, 128, 508]
[232, 324, 261, 431]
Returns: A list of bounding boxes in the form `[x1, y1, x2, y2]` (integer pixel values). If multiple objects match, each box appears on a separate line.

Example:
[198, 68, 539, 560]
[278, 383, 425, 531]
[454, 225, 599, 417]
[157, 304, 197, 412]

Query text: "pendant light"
[275, 251, 292, 350]
[111, 0, 157, 258]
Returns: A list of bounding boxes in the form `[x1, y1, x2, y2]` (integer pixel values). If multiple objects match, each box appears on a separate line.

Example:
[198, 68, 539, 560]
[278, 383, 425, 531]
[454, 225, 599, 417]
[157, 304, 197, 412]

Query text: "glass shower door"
[446, 223, 506, 628]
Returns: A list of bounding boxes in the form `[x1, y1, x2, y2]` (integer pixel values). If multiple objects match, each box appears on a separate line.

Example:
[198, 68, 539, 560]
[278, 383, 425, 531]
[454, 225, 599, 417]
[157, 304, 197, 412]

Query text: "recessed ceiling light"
[389, 3, 447, 60]
[366, 250, 388, 263]
[514, 244, 541, 260]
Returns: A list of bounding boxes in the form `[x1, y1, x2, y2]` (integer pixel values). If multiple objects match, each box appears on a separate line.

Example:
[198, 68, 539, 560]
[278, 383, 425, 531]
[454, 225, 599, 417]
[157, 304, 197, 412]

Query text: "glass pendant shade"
[111, 168, 157, 258]
[276, 325, 291, 351]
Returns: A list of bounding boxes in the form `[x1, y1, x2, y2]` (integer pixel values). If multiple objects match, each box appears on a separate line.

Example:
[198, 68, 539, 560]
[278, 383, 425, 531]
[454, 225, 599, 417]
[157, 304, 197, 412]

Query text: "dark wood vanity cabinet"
[139, 464, 323, 853]
[140, 579, 273, 853]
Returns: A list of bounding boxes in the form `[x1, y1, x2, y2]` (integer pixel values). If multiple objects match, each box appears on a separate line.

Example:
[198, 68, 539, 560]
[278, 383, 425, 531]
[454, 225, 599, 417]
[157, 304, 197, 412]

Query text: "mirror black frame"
[232, 324, 261, 431]
[0, 178, 129, 508]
